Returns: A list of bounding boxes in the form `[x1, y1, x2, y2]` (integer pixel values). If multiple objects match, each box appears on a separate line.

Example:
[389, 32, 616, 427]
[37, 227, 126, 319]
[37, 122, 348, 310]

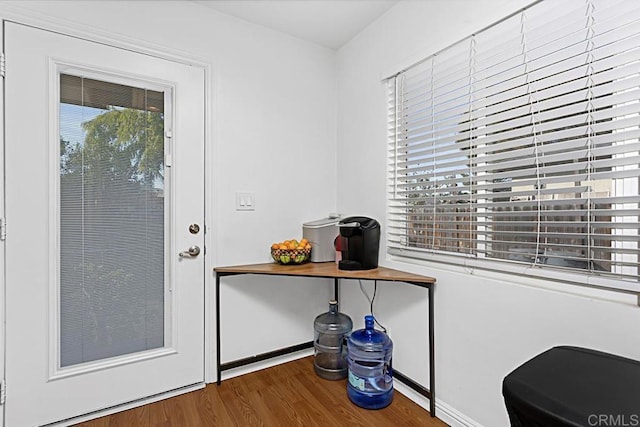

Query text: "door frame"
[0, 4, 218, 423]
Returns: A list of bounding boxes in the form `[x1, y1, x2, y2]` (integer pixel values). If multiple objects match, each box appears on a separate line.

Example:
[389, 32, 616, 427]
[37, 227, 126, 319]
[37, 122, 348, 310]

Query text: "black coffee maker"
[338, 216, 380, 271]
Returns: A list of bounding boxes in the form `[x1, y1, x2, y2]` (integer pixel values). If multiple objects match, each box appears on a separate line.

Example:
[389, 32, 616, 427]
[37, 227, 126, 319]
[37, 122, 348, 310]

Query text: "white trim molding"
[393, 382, 485, 427]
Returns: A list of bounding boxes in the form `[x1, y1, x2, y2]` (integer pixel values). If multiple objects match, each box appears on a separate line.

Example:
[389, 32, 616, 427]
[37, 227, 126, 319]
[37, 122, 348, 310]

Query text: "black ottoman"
[502, 346, 640, 427]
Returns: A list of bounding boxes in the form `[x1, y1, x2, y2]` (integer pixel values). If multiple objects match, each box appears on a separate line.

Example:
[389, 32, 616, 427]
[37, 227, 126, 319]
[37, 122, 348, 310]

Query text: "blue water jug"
[347, 315, 393, 409]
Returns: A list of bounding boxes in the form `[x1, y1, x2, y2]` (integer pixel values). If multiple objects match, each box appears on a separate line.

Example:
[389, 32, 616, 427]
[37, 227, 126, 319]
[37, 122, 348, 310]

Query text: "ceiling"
[194, 0, 399, 50]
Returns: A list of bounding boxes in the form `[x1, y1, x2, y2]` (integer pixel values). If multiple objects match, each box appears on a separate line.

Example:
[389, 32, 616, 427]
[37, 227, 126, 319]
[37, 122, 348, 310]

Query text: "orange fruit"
[271, 243, 279, 250]
[305, 243, 311, 249]
[279, 244, 288, 250]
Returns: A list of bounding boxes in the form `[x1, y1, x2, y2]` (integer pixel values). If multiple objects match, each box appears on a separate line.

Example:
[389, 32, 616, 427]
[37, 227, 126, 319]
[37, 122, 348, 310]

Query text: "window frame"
[386, 0, 640, 294]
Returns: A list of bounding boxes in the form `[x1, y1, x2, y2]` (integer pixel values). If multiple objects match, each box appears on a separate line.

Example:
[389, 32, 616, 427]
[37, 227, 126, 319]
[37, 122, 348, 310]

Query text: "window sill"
[384, 251, 640, 308]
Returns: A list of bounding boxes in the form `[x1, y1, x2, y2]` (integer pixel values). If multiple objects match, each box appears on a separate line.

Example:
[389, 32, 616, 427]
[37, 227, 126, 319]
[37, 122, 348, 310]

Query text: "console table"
[214, 262, 437, 416]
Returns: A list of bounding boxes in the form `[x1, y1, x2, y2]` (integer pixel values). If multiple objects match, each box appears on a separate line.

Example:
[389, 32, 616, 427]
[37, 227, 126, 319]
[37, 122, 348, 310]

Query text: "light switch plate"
[236, 192, 255, 211]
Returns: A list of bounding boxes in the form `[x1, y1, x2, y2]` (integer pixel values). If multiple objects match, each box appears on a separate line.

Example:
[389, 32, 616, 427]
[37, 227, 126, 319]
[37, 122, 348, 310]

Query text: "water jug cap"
[329, 300, 338, 313]
[364, 315, 375, 330]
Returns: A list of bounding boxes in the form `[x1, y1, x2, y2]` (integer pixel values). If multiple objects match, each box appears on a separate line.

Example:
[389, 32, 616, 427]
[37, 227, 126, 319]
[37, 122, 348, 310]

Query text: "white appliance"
[303, 216, 341, 262]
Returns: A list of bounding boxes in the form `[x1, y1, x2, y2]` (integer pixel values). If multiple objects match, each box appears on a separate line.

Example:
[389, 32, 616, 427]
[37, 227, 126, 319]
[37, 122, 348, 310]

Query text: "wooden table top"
[214, 261, 435, 284]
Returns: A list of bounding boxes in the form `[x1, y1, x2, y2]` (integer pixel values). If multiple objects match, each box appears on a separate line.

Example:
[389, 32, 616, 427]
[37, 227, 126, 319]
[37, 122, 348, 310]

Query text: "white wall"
[0, 0, 336, 377]
[336, 1, 640, 426]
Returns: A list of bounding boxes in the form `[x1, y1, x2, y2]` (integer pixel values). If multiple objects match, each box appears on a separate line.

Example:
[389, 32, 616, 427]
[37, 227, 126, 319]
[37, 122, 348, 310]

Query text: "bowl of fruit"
[271, 238, 312, 265]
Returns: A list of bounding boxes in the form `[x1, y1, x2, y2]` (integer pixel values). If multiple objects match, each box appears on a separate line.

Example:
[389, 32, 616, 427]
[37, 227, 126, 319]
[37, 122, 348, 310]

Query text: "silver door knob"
[179, 245, 201, 258]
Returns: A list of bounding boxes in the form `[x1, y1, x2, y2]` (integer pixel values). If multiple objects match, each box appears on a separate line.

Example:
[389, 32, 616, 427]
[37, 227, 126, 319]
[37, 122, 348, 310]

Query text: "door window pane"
[59, 74, 166, 367]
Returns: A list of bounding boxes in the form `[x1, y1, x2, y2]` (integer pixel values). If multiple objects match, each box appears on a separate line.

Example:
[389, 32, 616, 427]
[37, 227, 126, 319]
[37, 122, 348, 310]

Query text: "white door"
[4, 22, 205, 426]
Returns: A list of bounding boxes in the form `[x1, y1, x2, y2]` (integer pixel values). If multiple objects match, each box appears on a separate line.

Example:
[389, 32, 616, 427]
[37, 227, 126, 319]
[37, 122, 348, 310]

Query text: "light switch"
[236, 192, 255, 211]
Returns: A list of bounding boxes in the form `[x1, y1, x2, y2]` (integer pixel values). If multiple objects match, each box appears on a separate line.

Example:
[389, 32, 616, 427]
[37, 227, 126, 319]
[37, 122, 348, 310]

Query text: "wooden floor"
[76, 356, 447, 426]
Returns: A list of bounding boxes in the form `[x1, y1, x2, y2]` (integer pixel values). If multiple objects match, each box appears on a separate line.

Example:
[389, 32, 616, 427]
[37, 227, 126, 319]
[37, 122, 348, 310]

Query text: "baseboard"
[435, 400, 484, 427]
[393, 382, 483, 427]
[214, 348, 314, 382]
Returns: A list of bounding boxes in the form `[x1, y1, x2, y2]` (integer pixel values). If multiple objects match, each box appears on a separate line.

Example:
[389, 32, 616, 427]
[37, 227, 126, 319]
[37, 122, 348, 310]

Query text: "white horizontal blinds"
[475, 2, 594, 266]
[388, 0, 640, 284]
[59, 74, 166, 367]
[390, 39, 477, 254]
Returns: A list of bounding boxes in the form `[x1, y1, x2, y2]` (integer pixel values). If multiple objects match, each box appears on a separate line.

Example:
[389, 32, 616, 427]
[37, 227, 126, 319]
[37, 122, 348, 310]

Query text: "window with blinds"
[388, 0, 640, 290]
[59, 74, 167, 366]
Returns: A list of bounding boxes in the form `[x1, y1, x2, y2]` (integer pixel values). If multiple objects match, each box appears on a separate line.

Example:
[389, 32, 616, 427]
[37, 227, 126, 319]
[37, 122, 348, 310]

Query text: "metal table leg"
[429, 283, 435, 416]
[216, 273, 221, 385]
